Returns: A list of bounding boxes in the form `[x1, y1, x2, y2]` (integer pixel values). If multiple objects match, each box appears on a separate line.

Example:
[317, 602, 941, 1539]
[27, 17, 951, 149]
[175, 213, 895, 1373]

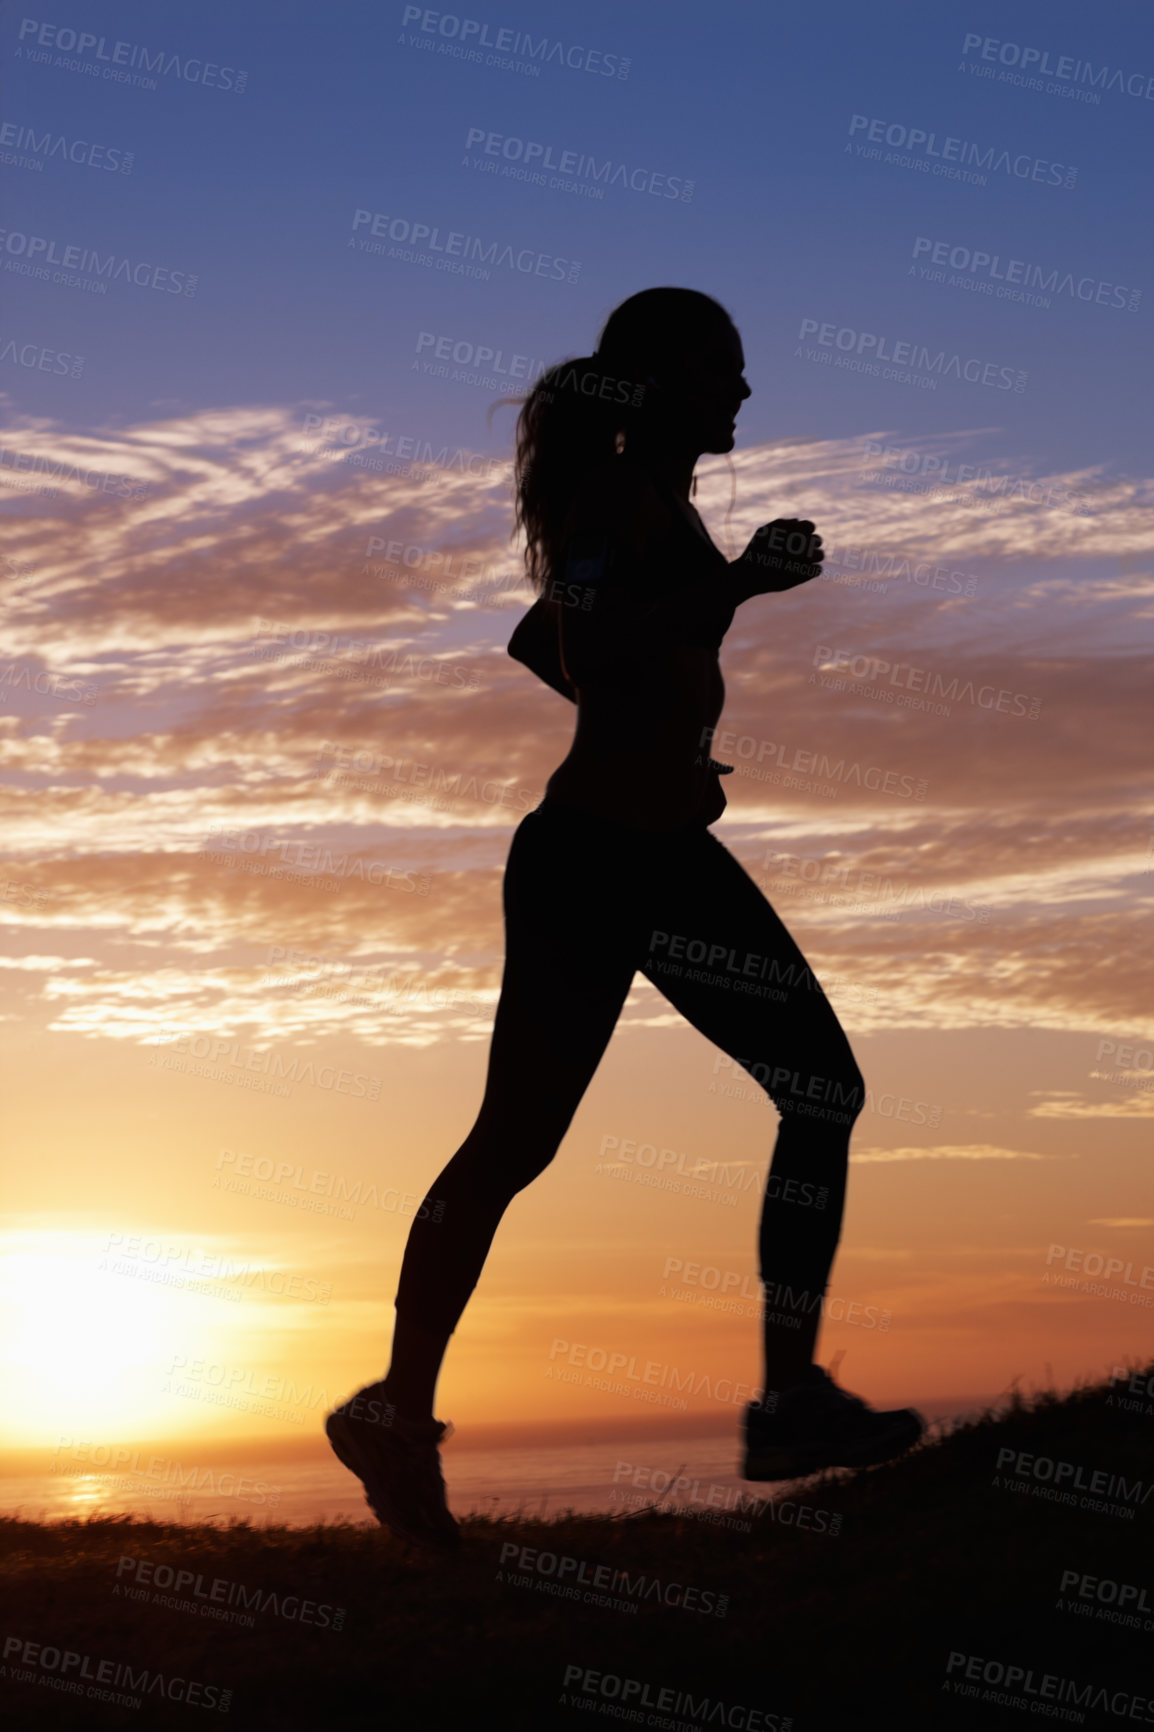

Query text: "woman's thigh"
[470, 806, 644, 1153]
[639, 829, 864, 1114]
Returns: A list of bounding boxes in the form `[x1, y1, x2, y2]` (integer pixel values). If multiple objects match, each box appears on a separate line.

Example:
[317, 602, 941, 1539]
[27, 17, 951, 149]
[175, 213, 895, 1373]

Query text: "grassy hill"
[2, 1365, 1151, 1731]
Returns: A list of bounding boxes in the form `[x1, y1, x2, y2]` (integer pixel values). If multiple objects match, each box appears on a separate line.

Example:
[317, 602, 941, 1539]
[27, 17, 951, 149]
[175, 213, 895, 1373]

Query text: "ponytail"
[494, 355, 650, 595]
[490, 287, 735, 595]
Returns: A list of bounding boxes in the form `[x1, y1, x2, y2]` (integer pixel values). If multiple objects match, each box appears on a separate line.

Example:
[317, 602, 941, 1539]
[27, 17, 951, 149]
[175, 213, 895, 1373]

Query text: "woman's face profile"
[661, 322, 752, 455]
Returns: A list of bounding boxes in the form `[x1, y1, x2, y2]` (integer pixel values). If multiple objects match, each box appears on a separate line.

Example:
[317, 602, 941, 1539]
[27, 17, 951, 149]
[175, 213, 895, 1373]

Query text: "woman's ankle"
[379, 1373, 435, 1424]
[382, 1316, 451, 1421]
[760, 1360, 817, 1397]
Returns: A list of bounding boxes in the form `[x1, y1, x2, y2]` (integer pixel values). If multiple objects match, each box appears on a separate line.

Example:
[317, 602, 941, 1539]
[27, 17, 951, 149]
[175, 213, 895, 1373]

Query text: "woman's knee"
[815, 1028, 865, 1126]
[443, 1122, 561, 1203]
[745, 1055, 864, 1126]
[828, 1056, 865, 1124]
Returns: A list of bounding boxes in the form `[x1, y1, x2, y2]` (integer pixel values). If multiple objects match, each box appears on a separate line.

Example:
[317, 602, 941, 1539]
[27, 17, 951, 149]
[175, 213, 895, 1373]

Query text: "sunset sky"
[2, 0, 1152, 1479]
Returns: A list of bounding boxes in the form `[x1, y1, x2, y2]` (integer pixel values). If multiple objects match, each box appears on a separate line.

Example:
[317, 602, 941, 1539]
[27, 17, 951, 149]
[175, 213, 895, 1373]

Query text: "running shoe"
[325, 1382, 460, 1549]
[741, 1361, 924, 1480]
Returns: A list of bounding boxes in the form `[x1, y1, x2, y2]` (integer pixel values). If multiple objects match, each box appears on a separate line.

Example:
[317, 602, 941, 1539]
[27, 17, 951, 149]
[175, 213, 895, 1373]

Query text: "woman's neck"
[621, 446, 698, 501]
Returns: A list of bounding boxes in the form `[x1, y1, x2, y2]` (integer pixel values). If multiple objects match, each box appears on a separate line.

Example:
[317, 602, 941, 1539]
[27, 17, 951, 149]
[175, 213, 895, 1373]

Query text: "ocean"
[4, 1395, 993, 1529]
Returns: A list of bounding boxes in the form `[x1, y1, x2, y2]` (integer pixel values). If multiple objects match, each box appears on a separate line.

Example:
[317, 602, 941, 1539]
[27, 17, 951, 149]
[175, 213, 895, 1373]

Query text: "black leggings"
[394, 797, 865, 1341]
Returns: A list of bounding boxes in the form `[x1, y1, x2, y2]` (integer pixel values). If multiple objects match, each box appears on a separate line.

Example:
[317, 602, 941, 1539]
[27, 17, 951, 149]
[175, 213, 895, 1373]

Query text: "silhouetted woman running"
[327, 288, 924, 1547]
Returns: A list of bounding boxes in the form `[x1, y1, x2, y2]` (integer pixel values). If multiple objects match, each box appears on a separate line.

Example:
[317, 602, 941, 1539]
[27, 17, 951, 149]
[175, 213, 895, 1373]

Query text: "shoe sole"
[325, 1410, 460, 1550]
[742, 1415, 924, 1481]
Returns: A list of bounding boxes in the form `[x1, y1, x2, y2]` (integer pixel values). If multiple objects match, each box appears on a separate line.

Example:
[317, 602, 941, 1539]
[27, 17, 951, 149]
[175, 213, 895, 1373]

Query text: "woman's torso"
[543, 462, 731, 832]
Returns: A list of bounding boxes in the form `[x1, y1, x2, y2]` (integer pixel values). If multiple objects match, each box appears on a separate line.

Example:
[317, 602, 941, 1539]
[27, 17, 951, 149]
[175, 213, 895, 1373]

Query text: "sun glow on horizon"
[0, 1230, 261, 1447]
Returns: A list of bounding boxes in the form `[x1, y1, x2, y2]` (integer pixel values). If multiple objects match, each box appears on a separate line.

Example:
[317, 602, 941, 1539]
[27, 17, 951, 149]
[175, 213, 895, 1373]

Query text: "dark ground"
[2, 1365, 1151, 1731]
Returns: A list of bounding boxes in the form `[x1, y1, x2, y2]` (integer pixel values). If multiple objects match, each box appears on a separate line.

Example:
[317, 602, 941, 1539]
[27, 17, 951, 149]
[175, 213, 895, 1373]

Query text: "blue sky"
[5, 0, 1151, 474]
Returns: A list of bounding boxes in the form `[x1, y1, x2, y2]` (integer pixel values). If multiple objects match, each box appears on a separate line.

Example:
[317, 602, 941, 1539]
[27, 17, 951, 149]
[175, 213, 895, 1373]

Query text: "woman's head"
[596, 287, 749, 456]
[503, 287, 748, 593]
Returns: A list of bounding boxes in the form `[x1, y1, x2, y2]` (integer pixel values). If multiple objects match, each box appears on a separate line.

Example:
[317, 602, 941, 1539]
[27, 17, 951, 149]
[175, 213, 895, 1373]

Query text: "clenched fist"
[734, 518, 824, 596]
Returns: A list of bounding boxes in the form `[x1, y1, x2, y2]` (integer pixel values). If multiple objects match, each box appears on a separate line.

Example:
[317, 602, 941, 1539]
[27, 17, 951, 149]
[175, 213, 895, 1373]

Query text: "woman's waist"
[550, 738, 721, 783]
[565, 701, 724, 762]
[575, 659, 724, 708]
[538, 781, 710, 836]
[543, 756, 724, 832]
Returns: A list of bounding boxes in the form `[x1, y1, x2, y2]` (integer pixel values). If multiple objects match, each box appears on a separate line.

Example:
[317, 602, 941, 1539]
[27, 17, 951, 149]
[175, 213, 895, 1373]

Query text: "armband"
[563, 534, 613, 598]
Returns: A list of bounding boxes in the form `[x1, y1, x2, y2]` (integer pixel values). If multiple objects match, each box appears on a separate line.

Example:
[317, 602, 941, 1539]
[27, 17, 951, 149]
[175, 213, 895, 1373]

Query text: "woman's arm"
[507, 596, 577, 702]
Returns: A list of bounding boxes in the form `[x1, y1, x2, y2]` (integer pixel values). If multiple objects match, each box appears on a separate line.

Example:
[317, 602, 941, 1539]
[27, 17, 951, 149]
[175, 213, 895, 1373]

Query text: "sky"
[1, 0, 1152, 1478]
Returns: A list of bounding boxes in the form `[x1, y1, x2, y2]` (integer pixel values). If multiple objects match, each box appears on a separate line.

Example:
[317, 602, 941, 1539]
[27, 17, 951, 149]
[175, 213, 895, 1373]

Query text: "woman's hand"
[732, 518, 824, 596]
